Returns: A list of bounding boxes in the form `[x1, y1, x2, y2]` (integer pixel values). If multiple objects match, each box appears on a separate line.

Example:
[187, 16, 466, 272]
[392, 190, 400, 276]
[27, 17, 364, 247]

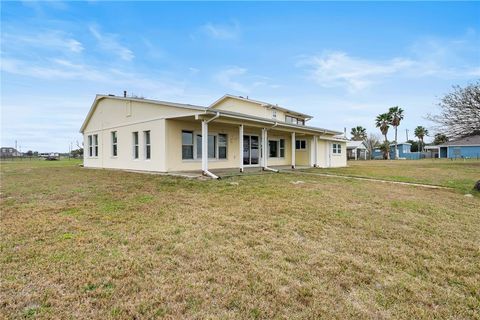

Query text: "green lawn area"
[1, 160, 479, 319]
[301, 159, 480, 194]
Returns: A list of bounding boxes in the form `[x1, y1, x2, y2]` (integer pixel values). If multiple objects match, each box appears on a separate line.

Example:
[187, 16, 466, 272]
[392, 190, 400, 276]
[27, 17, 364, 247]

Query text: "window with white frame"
[182, 131, 194, 159]
[111, 131, 118, 157]
[91, 134, 98, 157]
[279, 139, 285, 157]
[88, 135, 93, 157]
[295, 139, 306, 150]
[132, 132, 139, 159]
[332, 143, 342, 154]
[286, 115, 305, 126]
[272, 109, 277, 119]
[144, 131, 151, 159]
[218, 134, 227, 159]
[268, 139, 285, 158]
[183, 131, 228, 160]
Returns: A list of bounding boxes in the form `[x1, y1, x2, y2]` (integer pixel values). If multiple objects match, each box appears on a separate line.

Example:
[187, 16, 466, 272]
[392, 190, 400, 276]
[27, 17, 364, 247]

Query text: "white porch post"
[313, 135, 318, 167]
[354, 148, 358, 160]
[201, 120, 208, 173]
[239, 125, 244, 172]
[262, 128, 268, 169]
[291, 132, 296, 169]
[364, 149, 367, 160]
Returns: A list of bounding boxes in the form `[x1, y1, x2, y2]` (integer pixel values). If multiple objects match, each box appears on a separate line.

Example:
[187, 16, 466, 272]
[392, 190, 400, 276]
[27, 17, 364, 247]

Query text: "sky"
[1, 1, 479, 152]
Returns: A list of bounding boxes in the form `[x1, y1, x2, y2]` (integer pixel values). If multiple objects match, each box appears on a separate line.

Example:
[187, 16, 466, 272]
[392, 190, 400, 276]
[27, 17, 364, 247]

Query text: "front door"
[243, 135, 259, 165]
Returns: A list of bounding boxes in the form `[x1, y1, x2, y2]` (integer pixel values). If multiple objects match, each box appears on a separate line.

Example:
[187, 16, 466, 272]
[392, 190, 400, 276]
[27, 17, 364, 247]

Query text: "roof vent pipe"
[123, 90, 127, 98]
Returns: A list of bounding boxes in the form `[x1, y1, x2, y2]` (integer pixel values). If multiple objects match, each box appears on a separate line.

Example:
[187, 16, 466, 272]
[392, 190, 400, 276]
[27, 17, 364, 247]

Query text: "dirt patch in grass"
[1, 160, 479, 319]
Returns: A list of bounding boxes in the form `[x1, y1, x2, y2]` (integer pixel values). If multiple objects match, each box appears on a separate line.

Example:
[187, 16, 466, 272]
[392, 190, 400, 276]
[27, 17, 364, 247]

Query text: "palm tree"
[375, 113, 392, 159]
[350, 126, 367, 141]
[388, 106, 405, 160]
[414, 126, 429, 152]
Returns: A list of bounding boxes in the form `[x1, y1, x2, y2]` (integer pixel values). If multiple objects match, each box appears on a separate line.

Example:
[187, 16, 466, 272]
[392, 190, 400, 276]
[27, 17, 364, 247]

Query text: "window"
[88, 135, 93, 157]
[132, 132, 139, 159]
[89, 134, 98, 157]
[296, 139, 306, 150]
[286, 115, 305, 126]
[184, 131, 227, 160]
[208, 135, 216, 158]
[279, 139, 285, 157]
[111, 131, 118, 157]
[333, 143, 342, 154]
[272, 110, 277, 119]
[144, 131, 151, 159]
[182, 131, 194, 159]
[218, 134, 227, 159]
[269, 140, 278, 157]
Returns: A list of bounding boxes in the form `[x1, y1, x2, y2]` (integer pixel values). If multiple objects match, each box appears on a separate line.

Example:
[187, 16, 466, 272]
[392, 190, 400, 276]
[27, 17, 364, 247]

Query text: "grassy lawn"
[301, 159, 480, 194]
[1, 160, 479, 319]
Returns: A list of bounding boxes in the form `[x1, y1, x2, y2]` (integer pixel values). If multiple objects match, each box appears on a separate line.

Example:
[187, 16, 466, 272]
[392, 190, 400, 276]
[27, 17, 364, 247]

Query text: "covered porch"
[165, 112, 345, 178]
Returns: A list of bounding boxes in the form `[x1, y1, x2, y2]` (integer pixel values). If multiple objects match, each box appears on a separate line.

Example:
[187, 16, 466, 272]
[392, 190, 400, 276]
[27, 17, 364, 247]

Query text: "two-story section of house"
[80, 93, 347, 177]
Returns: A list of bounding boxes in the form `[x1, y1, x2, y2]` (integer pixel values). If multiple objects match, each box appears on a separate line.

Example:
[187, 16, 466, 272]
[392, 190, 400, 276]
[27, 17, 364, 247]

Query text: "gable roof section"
[438, 134, 480, 147]
[208, 94, 313, 119]
[79, 95, 206, 133]
[347, 140, 366, 149]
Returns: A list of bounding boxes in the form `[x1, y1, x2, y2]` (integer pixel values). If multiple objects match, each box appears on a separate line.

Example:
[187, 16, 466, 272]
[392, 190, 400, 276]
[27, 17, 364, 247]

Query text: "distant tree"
[364, 134, 381, 160]
[379, 141, 390, 160]
[388, 106, 405, 159]
[71, 148, 83, 158]
[375, 113, 392, 159]
[406, 139, 419, 152]
[427, 82, 480, 138]
[433, 133, 449, 145]
[350, 126, 367, 141]
[414, 126, 429, 152]
[26, 150, 33, 156]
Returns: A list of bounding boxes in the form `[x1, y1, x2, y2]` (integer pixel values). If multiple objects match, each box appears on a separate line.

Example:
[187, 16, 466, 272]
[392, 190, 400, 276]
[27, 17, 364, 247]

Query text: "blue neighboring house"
[372, 142, 421, 160]
[436, 134, 480, 159]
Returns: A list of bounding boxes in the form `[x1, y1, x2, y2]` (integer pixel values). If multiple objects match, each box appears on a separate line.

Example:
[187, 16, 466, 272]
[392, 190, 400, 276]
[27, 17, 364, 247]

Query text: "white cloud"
[214, 66, 249, 93]
[298, 51, 415, 92]
[201, 21, 240, 40]
[2, 30, 83, 53]
[89, 24, 134, 61]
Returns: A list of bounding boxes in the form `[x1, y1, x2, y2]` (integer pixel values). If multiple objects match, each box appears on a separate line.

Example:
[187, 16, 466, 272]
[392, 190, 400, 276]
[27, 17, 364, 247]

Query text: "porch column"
[291, 132, 296, 169]
[262, 128, 268, 169]
[354, 148, 358, 160]
[313, 135, 318, 167]
[364, 149, 367, 160]
[239, 125, 244, 172]
[201, 120, 208, 173]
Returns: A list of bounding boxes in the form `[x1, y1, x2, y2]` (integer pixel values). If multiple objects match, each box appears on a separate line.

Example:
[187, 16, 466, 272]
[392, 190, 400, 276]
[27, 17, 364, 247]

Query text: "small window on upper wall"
[272, 110, 277, 119]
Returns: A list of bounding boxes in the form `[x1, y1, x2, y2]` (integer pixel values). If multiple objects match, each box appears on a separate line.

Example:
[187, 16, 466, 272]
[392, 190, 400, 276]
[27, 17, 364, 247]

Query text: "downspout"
[263, 122, 279, 173]
[202, 112, 220, 179]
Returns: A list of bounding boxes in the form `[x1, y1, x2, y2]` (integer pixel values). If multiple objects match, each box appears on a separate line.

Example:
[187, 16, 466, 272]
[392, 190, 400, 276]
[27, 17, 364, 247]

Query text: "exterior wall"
[315, 139, 346, 168]
[83, 119, 166, 172]
[447, 146, 480, 159]
[83, 98, 201, 172]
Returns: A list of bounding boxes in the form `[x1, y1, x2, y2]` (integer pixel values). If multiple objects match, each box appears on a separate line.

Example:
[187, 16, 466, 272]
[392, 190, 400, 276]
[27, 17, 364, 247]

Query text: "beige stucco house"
[80, 94, 347, 178]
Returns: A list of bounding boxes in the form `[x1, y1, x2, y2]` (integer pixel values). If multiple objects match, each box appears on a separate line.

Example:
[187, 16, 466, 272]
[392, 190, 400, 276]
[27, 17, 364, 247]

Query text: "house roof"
[208, 94, 313, 119]
[437, 134, 480, 147]
[80, 94, 342, 135]
[80, 94, 206, 132]
[346, 140, 367, 149]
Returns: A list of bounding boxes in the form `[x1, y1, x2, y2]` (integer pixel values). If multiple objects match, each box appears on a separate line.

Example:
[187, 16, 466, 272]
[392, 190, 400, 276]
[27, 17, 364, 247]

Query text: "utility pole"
[405, 129, 409, 141]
